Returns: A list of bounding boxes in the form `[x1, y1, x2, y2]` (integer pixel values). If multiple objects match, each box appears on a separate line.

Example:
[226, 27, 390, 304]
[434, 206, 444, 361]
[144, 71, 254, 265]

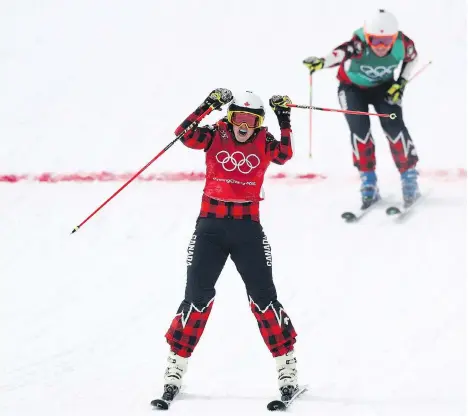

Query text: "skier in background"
[153, 88, 300, 407]
[303, 9, 420, 208]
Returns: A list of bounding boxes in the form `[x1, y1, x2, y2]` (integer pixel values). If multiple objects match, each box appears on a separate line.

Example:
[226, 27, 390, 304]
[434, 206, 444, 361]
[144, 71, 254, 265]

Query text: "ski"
[150, 398, 171, 410]
[386, 192, 427, 220]
[386, 202, 416, 218]
[341, 198, 382, 223]
[267, 385, 308, 411]
[150, 385, 179, 410]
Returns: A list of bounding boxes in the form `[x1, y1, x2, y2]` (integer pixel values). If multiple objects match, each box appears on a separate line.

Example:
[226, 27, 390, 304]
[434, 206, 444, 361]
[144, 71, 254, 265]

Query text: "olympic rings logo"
[360, 65, 398, 79]
[215, 151, 260, 174]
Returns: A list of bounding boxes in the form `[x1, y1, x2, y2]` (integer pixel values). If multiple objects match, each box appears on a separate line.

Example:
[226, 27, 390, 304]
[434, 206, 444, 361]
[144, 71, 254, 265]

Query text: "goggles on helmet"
[227, 111, 264, 129]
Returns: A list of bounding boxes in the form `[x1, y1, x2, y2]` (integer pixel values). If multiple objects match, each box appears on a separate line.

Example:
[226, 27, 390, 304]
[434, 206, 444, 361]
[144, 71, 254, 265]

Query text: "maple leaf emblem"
[244, 101, 250, 106]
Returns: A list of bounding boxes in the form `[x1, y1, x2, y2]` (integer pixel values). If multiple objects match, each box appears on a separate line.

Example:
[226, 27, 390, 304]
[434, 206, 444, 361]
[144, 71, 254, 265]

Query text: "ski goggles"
[227, 111, 264, 128]
[366, 34, 397, 47]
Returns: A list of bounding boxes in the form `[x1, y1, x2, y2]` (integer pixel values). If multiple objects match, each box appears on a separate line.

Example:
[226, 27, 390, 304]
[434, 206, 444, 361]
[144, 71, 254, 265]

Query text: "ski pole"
[70, 105, 216, 234]
[408, 60, 432, 83]
[308, 74, 313, 158]
[286, 103, 397, 119]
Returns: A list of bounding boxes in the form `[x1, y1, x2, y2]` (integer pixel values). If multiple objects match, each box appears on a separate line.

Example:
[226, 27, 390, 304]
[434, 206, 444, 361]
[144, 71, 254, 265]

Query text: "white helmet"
[228, 91, 265, 118]
[364, 9, 398, 37]
[227, 91, 265, 129]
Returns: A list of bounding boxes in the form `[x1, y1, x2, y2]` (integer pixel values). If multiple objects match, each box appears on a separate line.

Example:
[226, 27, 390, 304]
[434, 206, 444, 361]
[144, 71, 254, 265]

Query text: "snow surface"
[0, 179, 465, 416]
[0, 0, 466, 415]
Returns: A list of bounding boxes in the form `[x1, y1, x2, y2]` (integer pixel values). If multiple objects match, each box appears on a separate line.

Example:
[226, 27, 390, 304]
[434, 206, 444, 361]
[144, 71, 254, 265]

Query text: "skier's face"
[371, 44, 392, 57]
[233, 123, 255, 142]
[228, 110, 263, 142]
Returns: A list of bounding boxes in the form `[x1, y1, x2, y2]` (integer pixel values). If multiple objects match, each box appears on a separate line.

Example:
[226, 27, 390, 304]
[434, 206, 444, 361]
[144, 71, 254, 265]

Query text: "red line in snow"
[0, 169, 465, 183]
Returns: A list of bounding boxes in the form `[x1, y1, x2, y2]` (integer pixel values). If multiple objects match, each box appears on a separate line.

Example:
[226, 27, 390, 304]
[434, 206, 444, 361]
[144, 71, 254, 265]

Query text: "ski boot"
[163, 350, 188, 392]
[359, 171, 380, 209]
[401, 168, 421, 208]
[267, 350, 307, 410]
[151, 351, 188, 409]
[275, 350, 298, 400]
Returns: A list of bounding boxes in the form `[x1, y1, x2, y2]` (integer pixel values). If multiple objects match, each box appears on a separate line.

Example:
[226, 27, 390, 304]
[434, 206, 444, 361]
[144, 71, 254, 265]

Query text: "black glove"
[203, 88, 233, 110]
[269, 95, 292, 128]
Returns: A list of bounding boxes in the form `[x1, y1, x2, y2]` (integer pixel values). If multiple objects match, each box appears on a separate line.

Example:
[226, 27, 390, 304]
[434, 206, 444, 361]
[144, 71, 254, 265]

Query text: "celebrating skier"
[152, 89, 301, 408]
[303, 9, 421, 208]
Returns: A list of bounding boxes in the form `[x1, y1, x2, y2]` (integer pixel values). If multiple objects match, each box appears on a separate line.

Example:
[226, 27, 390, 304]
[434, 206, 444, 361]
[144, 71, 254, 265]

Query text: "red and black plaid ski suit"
[165, 102, 297, 358]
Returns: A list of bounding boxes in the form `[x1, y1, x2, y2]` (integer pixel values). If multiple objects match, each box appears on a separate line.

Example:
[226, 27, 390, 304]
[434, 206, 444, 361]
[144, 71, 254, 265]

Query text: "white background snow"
[0, 0, 466, 415]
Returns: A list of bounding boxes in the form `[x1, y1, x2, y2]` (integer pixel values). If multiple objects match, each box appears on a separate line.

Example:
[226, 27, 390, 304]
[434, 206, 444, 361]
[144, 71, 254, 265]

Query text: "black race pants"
[165, 217, 297, 358]
[185, 217, 276, 309]
[337, 82, 418, 172]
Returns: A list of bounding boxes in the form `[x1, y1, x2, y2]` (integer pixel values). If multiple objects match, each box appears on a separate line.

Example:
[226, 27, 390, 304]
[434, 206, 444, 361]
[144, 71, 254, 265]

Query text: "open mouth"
[237, 122, 249, 137]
